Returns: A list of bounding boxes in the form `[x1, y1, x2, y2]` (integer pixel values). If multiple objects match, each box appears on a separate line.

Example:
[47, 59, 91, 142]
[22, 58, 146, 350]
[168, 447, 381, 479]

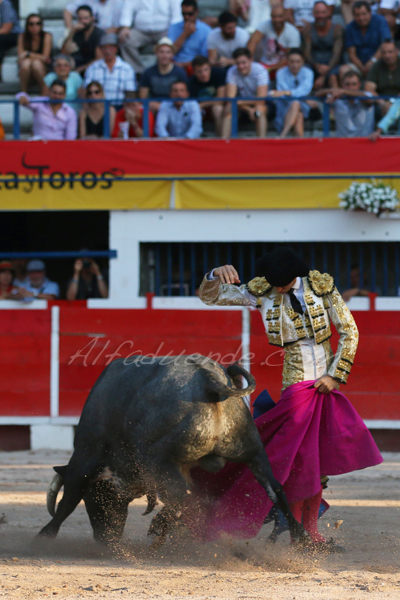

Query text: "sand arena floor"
[0, 450, 399, 599]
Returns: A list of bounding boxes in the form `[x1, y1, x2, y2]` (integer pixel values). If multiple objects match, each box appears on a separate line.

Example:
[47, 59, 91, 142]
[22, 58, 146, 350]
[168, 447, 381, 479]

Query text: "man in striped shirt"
[84, 33, 136, 107]
[0, 0, 21, 80]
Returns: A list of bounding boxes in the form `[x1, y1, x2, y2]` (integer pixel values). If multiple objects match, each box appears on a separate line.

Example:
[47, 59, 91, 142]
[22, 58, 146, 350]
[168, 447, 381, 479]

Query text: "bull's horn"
[47, 473, 64, 517]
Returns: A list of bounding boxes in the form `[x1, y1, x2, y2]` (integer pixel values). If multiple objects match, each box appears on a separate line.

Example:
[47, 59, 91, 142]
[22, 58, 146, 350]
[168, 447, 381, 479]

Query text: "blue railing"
[141, 241, 400, 297]
[0, 250, 117, 259]
[1, 95, 396, 140]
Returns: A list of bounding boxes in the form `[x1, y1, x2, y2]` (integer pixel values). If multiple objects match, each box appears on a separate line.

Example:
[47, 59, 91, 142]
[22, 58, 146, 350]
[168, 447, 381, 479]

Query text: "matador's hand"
[214, 265, 240, 285]
[314, 375, 339, 394]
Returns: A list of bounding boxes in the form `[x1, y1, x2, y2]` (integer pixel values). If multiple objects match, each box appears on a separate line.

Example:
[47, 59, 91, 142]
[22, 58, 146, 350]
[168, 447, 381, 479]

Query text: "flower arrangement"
[339, 180, 399, 215]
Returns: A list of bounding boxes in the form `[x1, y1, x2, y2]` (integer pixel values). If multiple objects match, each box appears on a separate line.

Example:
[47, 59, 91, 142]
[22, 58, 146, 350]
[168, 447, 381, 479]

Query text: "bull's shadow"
[38, 356, 308, 548]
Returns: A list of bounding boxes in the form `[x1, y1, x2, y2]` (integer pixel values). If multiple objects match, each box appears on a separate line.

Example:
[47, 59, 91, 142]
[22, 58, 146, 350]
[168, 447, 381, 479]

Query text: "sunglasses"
[28, 21, 42, 26]
[182, 11, 195, 16]
[87, 89, 101, 96]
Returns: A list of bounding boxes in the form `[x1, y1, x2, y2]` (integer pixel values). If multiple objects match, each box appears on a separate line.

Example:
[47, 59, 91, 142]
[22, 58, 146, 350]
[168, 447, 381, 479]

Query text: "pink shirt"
[17, 93, 78, 140]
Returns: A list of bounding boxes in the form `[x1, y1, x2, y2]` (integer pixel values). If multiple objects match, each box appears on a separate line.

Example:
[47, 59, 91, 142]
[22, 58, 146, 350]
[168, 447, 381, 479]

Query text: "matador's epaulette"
[246, 277, 272, 301]
[308, 270, 335, 297]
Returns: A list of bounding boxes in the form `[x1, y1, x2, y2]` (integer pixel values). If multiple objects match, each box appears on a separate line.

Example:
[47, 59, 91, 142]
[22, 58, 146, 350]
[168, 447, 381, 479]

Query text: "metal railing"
[1, 95, 397, 140]
[140, 241, 400, 297]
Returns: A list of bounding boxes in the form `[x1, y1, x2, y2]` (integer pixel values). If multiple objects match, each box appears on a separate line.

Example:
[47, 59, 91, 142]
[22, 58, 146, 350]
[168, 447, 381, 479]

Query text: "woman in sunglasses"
[17, 13, 52, 94]
[79, 80, 116, 139]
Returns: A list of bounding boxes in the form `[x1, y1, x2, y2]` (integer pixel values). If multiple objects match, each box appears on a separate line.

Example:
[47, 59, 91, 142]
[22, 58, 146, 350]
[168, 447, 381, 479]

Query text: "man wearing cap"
[84, 33, 136, 107]
[139, 37, 187, 113]
[13, 260, 59, 302]
[196, 248, 382, 550]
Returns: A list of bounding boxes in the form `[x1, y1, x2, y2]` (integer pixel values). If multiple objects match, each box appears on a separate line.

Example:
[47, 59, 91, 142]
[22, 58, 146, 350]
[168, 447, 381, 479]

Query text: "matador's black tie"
[288, 289, 303, 314]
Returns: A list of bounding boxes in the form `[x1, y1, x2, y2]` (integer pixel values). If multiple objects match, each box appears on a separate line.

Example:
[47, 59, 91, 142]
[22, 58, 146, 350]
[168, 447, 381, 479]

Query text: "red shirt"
[112, 107, 155, 138]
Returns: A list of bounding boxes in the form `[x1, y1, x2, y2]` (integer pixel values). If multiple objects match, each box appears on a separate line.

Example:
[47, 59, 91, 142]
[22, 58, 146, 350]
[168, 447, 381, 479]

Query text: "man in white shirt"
[118, 0, 182, 73]
[64, 0, 124, 32]
[223, 47, 269, 138]
[207, 11, 249, 69]
[284, 0, 334, 29]
[247, 5, 301, 77]
[13, 260, 60, 302]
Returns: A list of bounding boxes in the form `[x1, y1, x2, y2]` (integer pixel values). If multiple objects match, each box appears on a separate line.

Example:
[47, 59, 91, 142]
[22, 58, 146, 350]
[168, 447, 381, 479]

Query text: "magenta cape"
[186, 380, 383, 541]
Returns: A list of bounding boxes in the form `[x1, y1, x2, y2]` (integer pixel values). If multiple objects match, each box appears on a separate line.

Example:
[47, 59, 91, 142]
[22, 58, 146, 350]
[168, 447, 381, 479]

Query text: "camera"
[83, 260, 92, 269]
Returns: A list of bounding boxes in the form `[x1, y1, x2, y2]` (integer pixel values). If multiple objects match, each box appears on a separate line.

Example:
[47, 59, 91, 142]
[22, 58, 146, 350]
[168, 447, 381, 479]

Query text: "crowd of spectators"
[0, 257, 108, 300]
[1, 0, 400, 138]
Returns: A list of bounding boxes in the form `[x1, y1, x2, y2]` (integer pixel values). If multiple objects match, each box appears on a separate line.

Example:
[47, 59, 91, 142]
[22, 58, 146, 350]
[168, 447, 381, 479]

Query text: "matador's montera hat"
[255, 247, 309, 287]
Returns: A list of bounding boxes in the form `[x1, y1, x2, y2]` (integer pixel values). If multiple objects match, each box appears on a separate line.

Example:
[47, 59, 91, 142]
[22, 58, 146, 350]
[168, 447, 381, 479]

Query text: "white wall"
[94, 209, 400, 307]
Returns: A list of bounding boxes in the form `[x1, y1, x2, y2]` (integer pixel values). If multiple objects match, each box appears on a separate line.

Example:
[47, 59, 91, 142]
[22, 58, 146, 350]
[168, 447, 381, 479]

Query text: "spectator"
[0, 0, 21, 82]
[17, 79, 78, 140]
[112, 91, 155, 137]
[17, 14, 52, 94]
[223, 47, 269, 138]
[11, 259, 28, 287]
[284, 0, 334, 29]
[321, 70, 375, 137]
[342, 264, 370, 302]
[118, 0, 181, 73]
[64, 0, 123, 33]
[44, 55, 83, 104]
[379, 3, 400, 46]
[0, 261, 16, 299]
[271, 48, 314, 137]
[84, 33, 136, 107]
[79, 80, 116, 138]
[231, 0, 251, 23]
[343, 1, 391, 79]
[62, 5, 103, 75]
[66, 257, 108, 300]
[247, 6, 301, 78]
[369, 97, 400, 140]
[198, 0, 232, 28]
[168, 0, 212, 70]
[207, 11, 249, 68]
[188, 55, 225, 135]
[365, 40, 400, 115]
[139, 37, 187, 113]
[155, 79, 203, 138]
[13, 260, 59, 301]
[303, 2, 343, 90]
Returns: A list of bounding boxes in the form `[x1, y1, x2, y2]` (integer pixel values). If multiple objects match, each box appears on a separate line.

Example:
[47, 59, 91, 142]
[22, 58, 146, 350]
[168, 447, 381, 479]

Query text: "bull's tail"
[203, 362, 256, 399]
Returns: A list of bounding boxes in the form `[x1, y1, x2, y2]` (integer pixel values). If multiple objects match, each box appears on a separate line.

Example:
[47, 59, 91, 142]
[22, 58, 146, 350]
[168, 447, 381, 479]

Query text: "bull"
[40, 355, 306, 545]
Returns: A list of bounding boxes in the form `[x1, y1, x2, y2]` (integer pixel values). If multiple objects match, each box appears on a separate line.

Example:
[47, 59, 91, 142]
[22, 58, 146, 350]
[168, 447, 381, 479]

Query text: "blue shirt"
[168, 20, 212, 63]
[139, 64, 188, 98]
[155, 100, 203, 138]
[345, 14, 391, 65]
[276, 65, 314, 97]
[378, 99, 400, 133]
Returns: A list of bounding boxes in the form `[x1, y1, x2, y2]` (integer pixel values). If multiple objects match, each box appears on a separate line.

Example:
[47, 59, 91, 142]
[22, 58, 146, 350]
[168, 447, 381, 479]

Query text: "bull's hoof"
[37, 525, 58, 539]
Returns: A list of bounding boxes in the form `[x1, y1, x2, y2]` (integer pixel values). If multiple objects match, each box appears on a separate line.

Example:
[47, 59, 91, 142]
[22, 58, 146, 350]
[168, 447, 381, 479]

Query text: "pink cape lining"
[185, 380, 383, 541]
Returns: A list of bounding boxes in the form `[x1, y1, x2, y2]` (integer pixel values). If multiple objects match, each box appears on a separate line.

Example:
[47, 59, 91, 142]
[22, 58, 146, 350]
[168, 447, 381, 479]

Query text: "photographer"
[66, 256, 108, 300]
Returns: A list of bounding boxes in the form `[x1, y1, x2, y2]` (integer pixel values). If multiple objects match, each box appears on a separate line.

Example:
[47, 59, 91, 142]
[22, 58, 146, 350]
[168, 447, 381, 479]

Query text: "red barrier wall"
[0, 310, 51, 416]
[1, 305, 399, 421]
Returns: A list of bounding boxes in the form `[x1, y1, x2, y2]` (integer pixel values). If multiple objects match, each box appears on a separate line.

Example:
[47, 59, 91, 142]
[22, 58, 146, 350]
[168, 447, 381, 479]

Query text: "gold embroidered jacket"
[199, 270, 359, 386]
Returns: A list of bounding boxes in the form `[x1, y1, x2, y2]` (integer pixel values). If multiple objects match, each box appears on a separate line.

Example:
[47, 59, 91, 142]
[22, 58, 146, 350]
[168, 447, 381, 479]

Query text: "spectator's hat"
[0, 261, 15, 273]
[99, 33, 118, 47]
[156, 37, 174, 49]
[255, 247, 309, 287]
[27, 259, 46, 272]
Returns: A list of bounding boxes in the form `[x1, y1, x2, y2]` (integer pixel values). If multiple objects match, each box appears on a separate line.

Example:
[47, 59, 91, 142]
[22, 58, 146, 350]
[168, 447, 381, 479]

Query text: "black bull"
[40, 356, 306, 544]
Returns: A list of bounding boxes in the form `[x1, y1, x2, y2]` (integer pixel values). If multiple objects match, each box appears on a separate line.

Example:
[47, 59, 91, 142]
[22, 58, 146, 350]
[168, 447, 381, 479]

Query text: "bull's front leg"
[146, 459, 189, 547]
[245, 450, 309, 544]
